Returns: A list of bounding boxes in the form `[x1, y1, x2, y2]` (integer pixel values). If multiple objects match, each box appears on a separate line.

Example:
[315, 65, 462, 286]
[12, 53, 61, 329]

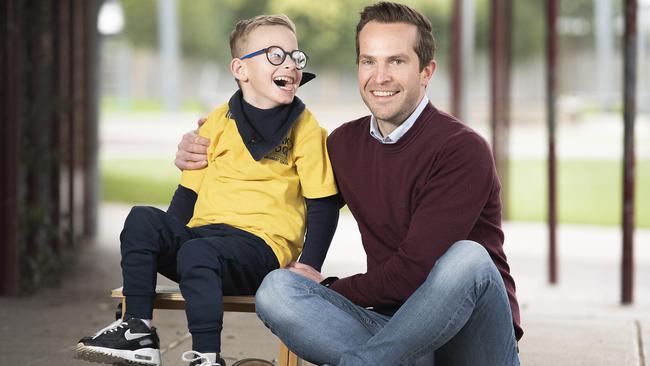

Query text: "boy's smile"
[273, 75, 297, 91]
[232, 25, 303, 109]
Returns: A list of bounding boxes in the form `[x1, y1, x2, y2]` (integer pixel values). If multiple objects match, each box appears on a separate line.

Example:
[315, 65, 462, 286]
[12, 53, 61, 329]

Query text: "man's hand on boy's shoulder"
[175, 118, 210, 171]
[286, 262, 325, 283]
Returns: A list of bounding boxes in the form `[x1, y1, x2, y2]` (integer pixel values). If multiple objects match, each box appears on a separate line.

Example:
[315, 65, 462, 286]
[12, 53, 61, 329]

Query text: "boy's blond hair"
[229, 14, 297, 58]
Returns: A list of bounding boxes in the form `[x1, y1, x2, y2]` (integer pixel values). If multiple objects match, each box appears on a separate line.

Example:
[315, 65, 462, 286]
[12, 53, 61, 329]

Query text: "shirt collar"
[369, 95, 429, 144]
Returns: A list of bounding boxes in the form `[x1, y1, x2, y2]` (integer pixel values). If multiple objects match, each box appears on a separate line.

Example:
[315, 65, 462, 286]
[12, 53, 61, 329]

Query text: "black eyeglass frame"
[240, 46, 309, 70]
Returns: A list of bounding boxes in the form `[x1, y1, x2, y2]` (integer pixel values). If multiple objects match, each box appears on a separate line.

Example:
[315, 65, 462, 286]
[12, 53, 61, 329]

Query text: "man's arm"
[175, 118, 211, 170]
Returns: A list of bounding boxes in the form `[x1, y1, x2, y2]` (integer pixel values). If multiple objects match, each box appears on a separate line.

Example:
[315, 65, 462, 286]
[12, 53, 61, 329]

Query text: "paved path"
[1, 203, 648, 365]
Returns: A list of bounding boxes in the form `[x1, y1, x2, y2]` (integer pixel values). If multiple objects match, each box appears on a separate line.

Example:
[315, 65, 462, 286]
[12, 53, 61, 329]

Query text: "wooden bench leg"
[278, 342, 301, 366]
[288, 349, 301, 366]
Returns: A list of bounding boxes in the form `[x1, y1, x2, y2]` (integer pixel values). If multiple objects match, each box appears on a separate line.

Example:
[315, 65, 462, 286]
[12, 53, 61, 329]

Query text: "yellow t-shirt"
[180, 102, 338, 267]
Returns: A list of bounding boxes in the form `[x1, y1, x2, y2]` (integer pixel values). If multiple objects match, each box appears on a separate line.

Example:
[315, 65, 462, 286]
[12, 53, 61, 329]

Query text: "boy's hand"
[175, 118, 210, 171]
[286, 262, 325, 283]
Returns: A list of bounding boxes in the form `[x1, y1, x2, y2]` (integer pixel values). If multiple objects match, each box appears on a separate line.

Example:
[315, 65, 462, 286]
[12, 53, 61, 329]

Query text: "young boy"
[75, 15, 339, 366]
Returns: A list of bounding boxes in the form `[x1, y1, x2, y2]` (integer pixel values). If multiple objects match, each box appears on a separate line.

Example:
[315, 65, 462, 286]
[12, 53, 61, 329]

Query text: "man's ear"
[420, 59, 436, 87]
[230, 58, 248, 83]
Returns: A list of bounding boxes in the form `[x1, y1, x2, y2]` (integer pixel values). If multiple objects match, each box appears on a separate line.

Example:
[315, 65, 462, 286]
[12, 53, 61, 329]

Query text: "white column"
[158, 0, 180, 112]
[594, 0, 614, 110]
[461, 0, 476, 121]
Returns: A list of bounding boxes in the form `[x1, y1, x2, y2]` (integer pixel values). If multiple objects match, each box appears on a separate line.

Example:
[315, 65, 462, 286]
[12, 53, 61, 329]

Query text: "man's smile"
[371, 90, 399, 97]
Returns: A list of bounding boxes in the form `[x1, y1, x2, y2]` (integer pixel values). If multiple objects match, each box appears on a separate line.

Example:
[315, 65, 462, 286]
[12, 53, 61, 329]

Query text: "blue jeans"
[255, 240, 520, 366]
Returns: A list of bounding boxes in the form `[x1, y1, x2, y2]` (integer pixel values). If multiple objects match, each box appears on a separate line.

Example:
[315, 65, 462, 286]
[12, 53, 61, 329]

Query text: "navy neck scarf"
[227, 89, 305, 161]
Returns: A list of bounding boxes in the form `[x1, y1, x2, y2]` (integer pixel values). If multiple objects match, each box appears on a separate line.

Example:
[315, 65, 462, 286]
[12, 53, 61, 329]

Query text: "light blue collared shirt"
[369, 95, 430, 144]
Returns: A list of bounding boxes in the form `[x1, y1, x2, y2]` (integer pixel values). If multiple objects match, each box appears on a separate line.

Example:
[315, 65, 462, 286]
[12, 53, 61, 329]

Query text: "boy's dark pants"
[120, 206, 279, 352]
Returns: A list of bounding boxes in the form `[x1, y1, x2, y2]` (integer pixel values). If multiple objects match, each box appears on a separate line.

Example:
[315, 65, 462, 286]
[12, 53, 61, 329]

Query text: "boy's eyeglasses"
[240, 46, 309, 70]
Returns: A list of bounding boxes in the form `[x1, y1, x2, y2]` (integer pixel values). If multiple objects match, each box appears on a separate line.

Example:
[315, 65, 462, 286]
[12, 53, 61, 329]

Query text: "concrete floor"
[1, 203, 648, 365]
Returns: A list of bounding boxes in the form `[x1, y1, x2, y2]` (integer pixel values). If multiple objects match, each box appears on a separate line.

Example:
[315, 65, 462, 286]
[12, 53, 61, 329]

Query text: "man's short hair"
[356, 1, 436, 71]
[230, 14, 297, 58]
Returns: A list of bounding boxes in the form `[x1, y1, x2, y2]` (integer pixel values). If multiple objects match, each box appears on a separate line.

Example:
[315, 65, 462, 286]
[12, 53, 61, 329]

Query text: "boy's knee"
[120, 206, 161, 252]
[177, 239, 217, 274]
[124, 206, 155, 227]
[121, 206, 164, 239]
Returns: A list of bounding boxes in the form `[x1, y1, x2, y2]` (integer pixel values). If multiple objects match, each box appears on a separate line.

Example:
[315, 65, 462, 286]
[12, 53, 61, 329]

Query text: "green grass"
[100, 97, 204, 115]
[507, 159, 649, 227]
[101, 158, 650, 227]
[101, 159, 180, 205]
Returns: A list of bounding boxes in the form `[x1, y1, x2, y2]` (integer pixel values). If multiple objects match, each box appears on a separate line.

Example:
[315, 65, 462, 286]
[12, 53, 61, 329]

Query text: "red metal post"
[621, 0, 637, 305]
[71, 0, 85, 240]
[0, 0, 100, 293]
[83, 0, 101, 238]
[55, 0, 73, 250]
[490, 0, 512, 218]
[0, 0, 21, 295]
[546, 0, 558, 284]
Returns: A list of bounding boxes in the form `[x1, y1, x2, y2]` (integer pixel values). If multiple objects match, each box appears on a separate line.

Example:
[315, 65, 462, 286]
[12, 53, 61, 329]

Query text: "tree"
[117, 0, 551, 67]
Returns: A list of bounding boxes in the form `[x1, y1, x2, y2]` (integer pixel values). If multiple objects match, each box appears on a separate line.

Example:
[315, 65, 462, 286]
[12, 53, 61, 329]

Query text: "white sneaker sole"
[75, 343, 161, 366]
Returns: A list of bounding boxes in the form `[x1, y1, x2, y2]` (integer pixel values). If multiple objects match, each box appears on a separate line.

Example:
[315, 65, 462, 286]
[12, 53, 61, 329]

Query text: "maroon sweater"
[327, 103, 522, 340]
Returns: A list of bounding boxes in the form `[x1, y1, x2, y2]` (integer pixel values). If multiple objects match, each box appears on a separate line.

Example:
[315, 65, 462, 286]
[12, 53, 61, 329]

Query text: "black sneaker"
[75, 318, 161, 365]
[181, 350, 226, 366]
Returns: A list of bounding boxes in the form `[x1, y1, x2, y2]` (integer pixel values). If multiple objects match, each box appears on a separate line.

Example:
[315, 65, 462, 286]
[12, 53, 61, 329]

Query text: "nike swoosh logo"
[124, 329, 150, 341]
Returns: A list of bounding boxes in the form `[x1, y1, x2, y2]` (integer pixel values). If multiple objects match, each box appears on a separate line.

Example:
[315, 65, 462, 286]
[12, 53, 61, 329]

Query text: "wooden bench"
[111, 286, 302, 366]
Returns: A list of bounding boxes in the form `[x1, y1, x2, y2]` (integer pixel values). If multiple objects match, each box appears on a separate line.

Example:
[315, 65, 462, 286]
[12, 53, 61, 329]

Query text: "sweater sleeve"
[166, 184, 198, 225]
[298, 195, 340, 271]
[330, 133, 497, 307]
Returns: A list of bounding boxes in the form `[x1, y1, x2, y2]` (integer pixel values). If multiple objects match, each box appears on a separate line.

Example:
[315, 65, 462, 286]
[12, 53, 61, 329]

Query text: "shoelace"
[92, 319, 127, 339]
[181, 350, 217, 366]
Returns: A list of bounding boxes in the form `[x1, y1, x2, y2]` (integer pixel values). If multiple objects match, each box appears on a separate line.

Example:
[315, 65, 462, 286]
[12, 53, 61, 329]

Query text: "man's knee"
[256, 269, 301, 322]
[426, 240, 498, 287]
[256, 269, 293, 307]
[450, 240, 493, 269]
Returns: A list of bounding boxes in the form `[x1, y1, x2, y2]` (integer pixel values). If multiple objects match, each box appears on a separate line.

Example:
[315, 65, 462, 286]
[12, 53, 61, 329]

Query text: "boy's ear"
[230, 58, 248, 83]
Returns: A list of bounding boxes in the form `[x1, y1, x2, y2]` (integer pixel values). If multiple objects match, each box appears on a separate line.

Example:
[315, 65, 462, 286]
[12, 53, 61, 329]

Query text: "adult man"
[176, 2, 522, 365]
